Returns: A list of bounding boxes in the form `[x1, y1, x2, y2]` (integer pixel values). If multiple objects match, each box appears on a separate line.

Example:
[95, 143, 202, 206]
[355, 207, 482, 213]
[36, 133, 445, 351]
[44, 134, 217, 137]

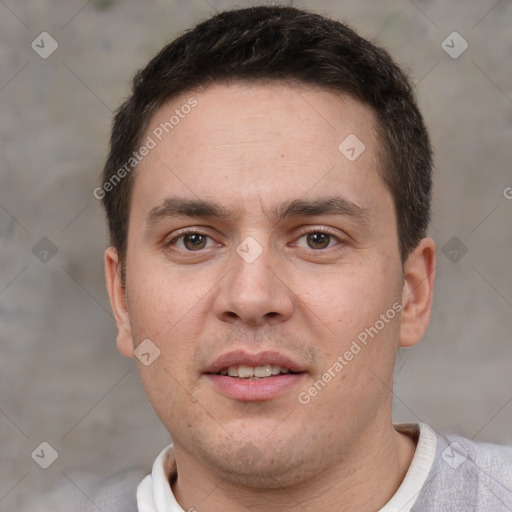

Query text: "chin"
[202, 438, 326, 490]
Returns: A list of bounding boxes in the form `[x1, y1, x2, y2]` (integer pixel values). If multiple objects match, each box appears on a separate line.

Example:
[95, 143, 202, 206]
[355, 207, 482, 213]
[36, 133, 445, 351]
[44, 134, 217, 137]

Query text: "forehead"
[144, 81, 378, 158]
[130, 82, 392, 226]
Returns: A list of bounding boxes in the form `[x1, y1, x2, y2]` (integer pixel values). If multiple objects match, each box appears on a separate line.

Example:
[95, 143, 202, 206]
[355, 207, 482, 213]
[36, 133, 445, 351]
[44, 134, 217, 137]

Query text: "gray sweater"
[411, 431, 512, 511]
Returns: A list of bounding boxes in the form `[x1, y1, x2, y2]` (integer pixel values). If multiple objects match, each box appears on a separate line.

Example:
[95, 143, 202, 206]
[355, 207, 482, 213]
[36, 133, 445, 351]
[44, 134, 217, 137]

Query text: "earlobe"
[398, 238, 436, 348]
[104, 246, 135, 358]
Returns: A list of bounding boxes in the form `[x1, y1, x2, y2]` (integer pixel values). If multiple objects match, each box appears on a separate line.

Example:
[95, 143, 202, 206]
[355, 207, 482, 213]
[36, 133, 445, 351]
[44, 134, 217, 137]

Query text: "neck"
[171, 421, 418, 512]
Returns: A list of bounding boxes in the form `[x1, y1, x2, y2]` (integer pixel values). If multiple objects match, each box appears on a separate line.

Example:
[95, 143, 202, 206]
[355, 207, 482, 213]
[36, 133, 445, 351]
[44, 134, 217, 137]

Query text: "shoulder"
[414, 429, 512, 511]
[438, 431, 512, 477]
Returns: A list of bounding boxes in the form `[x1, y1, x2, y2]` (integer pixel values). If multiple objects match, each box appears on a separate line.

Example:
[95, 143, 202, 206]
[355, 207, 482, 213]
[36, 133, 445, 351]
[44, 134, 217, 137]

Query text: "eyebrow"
[146, 195, 371, 227]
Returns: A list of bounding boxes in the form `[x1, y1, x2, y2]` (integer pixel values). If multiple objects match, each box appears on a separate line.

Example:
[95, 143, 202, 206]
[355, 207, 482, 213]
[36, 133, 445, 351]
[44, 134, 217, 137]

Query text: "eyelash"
[165, 227, 344, 253]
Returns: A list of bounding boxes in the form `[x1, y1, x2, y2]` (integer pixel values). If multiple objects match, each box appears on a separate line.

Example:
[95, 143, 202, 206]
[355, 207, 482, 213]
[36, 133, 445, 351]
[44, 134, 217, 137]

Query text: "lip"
[203, 350, 306, 375]
[205, 372, 306, 401]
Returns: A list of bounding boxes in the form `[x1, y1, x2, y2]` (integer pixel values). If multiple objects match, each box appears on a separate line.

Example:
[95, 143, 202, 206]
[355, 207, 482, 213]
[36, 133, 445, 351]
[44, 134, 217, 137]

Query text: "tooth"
[228, 366, 239, 377]
[271, 366, 281, 375]
[223, 364, 293, 378]
[254, 364, 272, 378]
[238, 365, 254, 378]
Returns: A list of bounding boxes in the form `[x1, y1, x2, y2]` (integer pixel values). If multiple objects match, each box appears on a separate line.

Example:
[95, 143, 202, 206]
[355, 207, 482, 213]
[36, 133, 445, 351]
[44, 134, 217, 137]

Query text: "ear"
[398, 237, 436, 348]
[104, 246, 135, 358]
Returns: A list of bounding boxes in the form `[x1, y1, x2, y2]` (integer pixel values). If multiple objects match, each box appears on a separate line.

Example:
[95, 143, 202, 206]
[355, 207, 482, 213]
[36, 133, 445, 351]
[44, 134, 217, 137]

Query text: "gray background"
[1, 0, 511, 509]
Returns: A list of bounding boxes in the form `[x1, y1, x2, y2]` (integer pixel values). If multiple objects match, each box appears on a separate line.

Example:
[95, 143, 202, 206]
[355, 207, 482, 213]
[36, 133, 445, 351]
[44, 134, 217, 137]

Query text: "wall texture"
[1, 0, 511, 509]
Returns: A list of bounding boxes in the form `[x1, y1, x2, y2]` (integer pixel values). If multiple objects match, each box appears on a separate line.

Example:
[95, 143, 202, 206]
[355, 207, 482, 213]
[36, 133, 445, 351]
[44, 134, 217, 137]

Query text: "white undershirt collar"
[137, 423, 437, 512]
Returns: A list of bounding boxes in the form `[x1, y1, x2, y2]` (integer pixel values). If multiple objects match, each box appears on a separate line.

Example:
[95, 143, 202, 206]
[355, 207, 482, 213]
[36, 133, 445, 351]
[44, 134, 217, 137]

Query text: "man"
[99, 5, 512, 511]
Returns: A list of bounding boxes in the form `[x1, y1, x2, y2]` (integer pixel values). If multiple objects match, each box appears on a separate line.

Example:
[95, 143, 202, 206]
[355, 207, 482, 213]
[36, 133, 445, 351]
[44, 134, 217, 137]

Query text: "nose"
[213, 244, 294, 328]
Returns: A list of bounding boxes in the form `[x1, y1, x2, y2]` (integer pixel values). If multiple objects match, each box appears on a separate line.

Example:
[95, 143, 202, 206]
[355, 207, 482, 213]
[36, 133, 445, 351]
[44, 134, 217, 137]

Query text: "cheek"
[125, 258, 221, 406]
[127, 254, 213, 340]
[294, 264, 389, 327]
[299, 268, 400, 409]
[126, 265, 211, 423]
[291, 263, 402, 382]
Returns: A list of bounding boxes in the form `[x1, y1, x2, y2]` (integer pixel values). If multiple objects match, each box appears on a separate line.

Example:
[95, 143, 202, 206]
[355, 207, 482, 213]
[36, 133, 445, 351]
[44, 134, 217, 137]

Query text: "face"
[105, 82, 435, 488]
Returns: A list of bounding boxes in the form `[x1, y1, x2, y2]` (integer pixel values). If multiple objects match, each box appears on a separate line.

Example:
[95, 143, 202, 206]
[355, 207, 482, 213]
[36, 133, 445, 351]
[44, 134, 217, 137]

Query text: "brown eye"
[306, 232, 332, 249]
[183, 233, 207, 250]
[167, 231, 214, 252]
[295, 229, 342, 251]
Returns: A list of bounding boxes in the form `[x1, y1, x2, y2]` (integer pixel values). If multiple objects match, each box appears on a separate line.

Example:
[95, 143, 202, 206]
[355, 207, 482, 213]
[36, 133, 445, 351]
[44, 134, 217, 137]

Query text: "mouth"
[203, 351, 307, 401]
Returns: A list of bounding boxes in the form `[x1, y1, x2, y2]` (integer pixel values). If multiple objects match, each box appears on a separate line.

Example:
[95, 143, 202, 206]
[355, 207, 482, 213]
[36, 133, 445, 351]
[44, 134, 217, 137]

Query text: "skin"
[105, 82, 436, 512]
